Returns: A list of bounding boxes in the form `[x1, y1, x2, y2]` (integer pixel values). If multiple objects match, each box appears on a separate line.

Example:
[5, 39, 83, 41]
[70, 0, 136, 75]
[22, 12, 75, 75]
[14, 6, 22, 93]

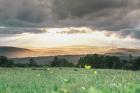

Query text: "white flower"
[81, 87, 86, 90]
[47, 68, 50, 71]
[37, 74, 40, 77]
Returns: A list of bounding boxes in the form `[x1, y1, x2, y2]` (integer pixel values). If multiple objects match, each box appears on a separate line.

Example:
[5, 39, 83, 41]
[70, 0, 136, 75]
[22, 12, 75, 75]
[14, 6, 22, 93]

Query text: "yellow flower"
[94, 71, 97, 74]
[85, 65, 91, 69]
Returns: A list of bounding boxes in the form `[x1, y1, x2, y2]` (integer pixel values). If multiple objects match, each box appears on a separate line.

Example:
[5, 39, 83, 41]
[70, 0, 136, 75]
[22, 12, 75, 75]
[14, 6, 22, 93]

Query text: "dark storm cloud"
[115, 28, 140, 39]
[0, 0, 140, 39]
[0, 27, 44, 34]
[53, 0, 140, 31]
[53, 0, 127, 18]
[0, 0, 48, 26]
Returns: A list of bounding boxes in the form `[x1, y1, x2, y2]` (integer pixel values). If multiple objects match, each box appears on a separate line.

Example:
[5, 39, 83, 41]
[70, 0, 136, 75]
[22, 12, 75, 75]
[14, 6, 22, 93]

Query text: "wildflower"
[47, 68, 50, 71]
[81, 87, 86, 90]
[94, 71, 97, 74]
[63, 79, 71, 83]
[37, 74, 40, 77]
[85, 65, 91, 69]
[63, 79, 69, 82]
[59, 88, 68, 93]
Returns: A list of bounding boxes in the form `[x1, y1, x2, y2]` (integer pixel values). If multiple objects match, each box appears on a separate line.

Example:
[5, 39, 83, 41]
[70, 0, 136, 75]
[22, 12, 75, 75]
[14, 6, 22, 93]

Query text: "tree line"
[0, 54, 140, 70]
[0, 56, 38, 67]
[77, 54, 140, 70]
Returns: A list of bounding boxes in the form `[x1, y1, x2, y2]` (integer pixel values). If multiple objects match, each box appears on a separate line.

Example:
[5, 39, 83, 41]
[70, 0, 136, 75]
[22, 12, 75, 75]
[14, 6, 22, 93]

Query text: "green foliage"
[133, 57, 140, 70]
[77, 54, 140, 70]
[51, 56, 74, 67]
[0, 55, 140, 71]
[87, 87, 102, 93]
[0, 68, 139, 93]
[0, 56, 14, 67]
[0, 56, 39, 67]
[29, 58, 38, 67]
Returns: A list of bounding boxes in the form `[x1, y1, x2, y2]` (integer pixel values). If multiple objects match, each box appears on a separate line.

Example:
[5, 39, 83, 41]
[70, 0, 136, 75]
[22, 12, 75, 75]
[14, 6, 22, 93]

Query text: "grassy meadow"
[0, 68, 139, 93]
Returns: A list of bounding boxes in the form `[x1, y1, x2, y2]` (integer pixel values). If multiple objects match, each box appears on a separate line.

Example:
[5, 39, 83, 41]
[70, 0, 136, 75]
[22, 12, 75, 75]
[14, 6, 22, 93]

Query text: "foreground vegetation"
[0, 68, 139, 93]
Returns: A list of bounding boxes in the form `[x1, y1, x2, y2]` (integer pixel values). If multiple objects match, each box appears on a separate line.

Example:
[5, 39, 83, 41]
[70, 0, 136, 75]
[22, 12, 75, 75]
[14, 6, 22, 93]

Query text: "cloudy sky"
[0, 0, 140, 48]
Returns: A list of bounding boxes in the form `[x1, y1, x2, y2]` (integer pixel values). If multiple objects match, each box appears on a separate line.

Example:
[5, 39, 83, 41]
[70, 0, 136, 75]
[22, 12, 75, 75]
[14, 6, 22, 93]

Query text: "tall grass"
[0, 68, 139, 93]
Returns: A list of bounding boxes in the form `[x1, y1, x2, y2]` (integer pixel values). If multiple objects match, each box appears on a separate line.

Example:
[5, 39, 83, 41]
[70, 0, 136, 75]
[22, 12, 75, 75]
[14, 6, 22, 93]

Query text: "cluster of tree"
[0, 56, 38, 67]
[0, 56, 73, 67]
[0, 56, 14, 67]
[15, 58, 39, 67]
[50, 57, 74, 67]
[0, 54, 140, 70]
[77, 54, 140, 70]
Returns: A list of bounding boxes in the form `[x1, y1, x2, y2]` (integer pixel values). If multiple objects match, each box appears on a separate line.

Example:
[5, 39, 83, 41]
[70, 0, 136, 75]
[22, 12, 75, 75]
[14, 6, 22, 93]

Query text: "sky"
[0, 0, 140, 49]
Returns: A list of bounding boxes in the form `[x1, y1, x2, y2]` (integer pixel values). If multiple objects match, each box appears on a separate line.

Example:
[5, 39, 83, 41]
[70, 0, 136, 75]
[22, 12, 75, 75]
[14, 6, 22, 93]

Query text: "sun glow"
[19, 29, 110, 48]
[1, 27, 138, 49]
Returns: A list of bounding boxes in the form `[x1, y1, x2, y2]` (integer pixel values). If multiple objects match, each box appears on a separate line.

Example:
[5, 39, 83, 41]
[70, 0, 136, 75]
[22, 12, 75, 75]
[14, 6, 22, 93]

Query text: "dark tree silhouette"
[50, 56, 74, 67]
[0, 56, 15, 67]
[77, 54, 135, 70]
[29, 58, 38, 67]
[0, 56, 9, 67]
[133, 57, 140, 70]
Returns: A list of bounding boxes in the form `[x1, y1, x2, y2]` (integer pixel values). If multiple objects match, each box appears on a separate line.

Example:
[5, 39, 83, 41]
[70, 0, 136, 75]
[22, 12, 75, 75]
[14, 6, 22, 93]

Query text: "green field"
[0, 68, 140, 93]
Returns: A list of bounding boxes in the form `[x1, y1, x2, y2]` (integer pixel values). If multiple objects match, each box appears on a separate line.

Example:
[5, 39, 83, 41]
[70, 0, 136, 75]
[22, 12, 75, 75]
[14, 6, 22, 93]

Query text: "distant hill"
[7, 47, 140, 65]
[105, 48, 140, 57]
[0, 46, 140, 58]
[12, 48, 140, 66]
[33, 45, 108, 56]
[0, 46, 35, 58]
[0, 46, 32, 53]
[107, 48, 140, 53]
[1, 46, 97, 58]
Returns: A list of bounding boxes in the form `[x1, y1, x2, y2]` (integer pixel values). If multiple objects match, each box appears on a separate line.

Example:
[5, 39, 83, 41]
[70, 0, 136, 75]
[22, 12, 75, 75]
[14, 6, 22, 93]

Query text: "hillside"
[0, 46, 140, 58]
[105, 48, 140, 56]
[0, 46, 36, 58]
[0, 46, 31, 53]
[0, 46, 107, 58]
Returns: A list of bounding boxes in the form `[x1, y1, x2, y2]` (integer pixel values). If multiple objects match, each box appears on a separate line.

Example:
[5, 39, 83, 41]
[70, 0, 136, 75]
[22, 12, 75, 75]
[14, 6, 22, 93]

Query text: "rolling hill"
[0, 46, 107, 58]
[1, 46, 140, 65]
[105, 48, 140, 56]
[0, 46, 36, 58]
[0, 46, 140, 58]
